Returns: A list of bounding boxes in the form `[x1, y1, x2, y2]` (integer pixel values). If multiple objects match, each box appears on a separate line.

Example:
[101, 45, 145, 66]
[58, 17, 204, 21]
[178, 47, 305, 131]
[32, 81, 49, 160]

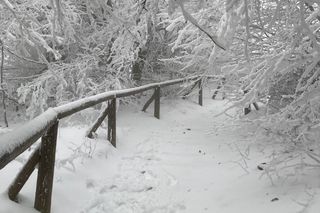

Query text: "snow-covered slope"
[1, 92, 320, 213]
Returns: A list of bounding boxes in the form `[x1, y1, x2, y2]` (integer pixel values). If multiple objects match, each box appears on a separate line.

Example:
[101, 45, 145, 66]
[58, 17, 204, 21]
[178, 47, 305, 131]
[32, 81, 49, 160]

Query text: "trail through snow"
[1, 91, 320, 213]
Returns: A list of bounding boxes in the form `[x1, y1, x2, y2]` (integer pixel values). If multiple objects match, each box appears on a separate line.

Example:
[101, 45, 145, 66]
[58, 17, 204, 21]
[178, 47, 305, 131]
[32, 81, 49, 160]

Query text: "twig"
[5, 47, 47, 66]
[176, 1, 226, 50]
[306, 151, 320, 164]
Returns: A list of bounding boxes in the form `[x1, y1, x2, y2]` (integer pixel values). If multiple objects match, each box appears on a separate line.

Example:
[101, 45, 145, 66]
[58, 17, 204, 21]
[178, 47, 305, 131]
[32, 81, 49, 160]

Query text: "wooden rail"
[0, 75, 204, 213]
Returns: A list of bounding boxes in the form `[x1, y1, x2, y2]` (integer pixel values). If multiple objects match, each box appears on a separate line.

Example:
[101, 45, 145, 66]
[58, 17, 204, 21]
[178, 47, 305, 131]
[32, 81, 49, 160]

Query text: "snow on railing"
[55, 75, 200, 118]
[0, 109, 58, 169]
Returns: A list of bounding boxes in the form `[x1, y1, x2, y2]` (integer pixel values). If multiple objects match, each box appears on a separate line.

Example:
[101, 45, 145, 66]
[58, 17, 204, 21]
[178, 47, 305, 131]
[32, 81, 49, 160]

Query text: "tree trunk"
[0, 41, 8, 127]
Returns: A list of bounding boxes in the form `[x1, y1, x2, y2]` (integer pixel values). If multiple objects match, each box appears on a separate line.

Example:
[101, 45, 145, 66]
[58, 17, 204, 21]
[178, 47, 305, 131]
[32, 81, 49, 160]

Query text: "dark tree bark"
[0, 40, 8, 127]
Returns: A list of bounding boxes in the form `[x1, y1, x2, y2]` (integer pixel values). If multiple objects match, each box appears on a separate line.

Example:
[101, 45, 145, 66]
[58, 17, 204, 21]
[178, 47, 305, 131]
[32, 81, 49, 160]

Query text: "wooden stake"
[8, 147, 40, 202]
[86, 105, 110, 138]
[182, 82, 198, 99]
[34, 122, 58, 213]
[198, 79, 203, 106]
[154, 86, 160, 119]
[142, 91, 156, 112]
[107, 98, 116, 147]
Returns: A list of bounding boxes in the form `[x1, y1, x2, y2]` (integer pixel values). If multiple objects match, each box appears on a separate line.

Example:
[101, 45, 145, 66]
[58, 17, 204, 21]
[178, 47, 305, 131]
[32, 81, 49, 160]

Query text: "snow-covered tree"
[1, 0, 320, 172]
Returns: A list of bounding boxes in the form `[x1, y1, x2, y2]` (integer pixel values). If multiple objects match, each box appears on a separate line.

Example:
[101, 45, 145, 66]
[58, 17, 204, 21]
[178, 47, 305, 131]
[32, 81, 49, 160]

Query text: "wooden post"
[198, 79, 203, 106]
[154, 86, 160, 119]
[252, 102, 259, 110]
[107, 98, 116, 147]
[8, 147, 40, 202]
[86, 105, 110, 138]
[34, 122, 59, 213]
[142, 91, 156, 112]
[212, 85, 221, 99]
[212, 77, 226, 99]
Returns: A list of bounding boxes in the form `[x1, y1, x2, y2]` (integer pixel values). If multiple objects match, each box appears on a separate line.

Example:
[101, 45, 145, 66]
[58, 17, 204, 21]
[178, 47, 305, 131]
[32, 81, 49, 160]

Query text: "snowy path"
[1, 93, 320, 213]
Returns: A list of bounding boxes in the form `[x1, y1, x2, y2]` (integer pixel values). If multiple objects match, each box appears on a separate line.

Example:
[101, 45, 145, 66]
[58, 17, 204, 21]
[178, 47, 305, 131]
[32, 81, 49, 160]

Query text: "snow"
[0, 108, 58, 158]
[1, 90, 320, 212]
[0, 193, 38, 213]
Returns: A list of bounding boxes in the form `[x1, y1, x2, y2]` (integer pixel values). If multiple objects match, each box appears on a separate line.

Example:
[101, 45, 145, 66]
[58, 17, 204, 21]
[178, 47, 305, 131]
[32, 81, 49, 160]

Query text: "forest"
[1, 0, 320, 212]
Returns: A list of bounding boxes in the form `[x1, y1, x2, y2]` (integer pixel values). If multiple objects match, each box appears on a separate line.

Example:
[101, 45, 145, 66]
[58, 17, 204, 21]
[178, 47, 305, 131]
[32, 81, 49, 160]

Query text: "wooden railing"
[0, 75, 204, 213]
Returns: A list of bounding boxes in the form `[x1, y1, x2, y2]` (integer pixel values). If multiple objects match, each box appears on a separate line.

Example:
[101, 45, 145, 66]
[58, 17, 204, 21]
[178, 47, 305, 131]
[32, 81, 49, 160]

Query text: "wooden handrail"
[0, 75, 200, 170]
[0, 109, 58, 169]
[54, 75, 200, 119]
[0, 75, 204, 213]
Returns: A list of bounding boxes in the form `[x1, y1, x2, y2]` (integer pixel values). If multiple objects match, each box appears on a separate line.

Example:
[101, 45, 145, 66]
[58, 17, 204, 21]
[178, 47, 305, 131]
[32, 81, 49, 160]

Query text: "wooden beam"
[198, 79, 203, 106]
[212, 84, 222, 99]
[54, 76, 200, 119]
[182, 81, 198, 99]
[0, 109, 58, 170]
[252, 102, 259, 110]
[154, 87, 160, 119]
[34, 122, 59, 213]
[107, 99, 116, 147]
[86, 106, 110, 138]
[212, 77, 226, 99]
[142, 91, 156, 112]
[8, 147, 40, 202]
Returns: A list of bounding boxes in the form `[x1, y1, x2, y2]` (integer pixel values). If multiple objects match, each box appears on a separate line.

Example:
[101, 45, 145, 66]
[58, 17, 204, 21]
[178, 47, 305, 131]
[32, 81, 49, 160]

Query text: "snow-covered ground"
[1, 91, 320, 213]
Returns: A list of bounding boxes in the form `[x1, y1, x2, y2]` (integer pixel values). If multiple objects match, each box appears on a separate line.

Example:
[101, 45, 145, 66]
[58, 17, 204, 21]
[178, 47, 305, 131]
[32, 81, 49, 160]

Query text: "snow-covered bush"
[227, 0, 320, 177]
[161, 0, 320, 178]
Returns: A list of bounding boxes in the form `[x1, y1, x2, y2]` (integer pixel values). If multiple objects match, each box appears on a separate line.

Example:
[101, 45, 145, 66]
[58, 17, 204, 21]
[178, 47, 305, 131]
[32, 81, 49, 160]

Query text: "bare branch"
[176, 1, 226, 51]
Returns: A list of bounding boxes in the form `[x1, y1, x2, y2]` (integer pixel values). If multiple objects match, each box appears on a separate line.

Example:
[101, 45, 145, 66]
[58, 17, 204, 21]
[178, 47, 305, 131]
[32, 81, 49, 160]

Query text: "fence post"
[34, 121, 59, 213]
[154, 86, 160, 119]
[142, 91, 156, 112]
[8, 147, 40, 202]
[198, 79, 203, 106]
[108, 98, 116, 147]
[86, 105, 110, 138]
